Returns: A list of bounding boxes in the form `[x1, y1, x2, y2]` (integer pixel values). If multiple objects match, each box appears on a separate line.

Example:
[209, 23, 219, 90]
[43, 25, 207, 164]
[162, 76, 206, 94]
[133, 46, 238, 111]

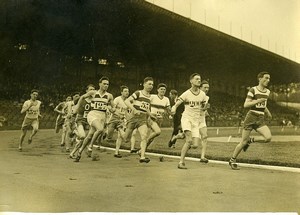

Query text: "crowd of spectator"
[207, 92, 244, 127]
[271, 82, 300, 95]
[0, 76, 137, 109]
[270, 82, 300, 103]
[1, 79, 80, 108]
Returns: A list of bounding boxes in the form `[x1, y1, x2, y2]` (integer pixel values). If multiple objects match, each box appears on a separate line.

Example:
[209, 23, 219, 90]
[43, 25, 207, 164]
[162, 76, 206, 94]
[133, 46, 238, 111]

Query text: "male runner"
[69, 84, 95, 158]
[171, 73, 206, 169]
[54, 96, 72, 146]
[64, 92, 80, 152]
[146, 83, 170, 149]
[229, 72, 272, 170]
[167, 89, 184, 148]
[124, 77, 156, 163]
[106, 85, 129, 158]
[19, 89, 42, 151]
[74, 76, 115, 162]
[198, 80, 210, 163]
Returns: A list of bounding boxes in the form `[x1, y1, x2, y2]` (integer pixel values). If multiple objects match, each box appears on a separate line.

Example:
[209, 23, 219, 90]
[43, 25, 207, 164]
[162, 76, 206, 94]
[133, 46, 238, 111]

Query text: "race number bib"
[140, 102, 150, 111]
[92, 102, 107, 111]
[28, 109, 37, 114]
[256, 101, 266, 108]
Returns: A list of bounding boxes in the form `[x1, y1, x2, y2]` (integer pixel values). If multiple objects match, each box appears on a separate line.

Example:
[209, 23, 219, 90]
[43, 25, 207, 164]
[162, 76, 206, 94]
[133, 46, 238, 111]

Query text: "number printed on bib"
[256, 101, 266, 108]
[92, 102, 107, 111]
[140, 102, 150, 111]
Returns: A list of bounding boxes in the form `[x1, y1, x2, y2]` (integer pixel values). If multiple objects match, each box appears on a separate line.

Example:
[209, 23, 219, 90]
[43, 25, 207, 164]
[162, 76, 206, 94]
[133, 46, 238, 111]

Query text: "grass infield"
[102, 126, 300, 168]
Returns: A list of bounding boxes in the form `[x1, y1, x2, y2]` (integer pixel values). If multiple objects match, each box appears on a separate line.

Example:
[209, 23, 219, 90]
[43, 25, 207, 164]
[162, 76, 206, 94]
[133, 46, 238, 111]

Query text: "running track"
[0, 130, 299, 212]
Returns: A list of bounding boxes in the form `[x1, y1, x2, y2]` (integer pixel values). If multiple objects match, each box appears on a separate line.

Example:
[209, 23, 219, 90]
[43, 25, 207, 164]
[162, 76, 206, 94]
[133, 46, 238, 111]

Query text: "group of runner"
[18, 71, 273, 170]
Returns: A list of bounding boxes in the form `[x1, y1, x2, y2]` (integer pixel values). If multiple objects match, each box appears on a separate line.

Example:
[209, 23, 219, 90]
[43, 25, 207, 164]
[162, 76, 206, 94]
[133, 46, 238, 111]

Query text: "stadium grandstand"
[0, 0, 300, 129]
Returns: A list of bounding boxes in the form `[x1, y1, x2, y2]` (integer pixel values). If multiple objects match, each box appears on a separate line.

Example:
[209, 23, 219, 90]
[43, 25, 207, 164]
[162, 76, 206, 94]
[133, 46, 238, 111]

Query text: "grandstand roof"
[1, 0, 299, 85]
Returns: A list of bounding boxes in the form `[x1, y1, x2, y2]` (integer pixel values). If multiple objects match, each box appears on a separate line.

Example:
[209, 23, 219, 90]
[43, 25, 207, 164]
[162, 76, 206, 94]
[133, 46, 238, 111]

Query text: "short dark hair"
[120, 85, 129, 92]
[257, 71, 270, 80]
[169, 89, 178, 96]
[143, 77, 153, 83]
[31, 89, 39, 94]
[157, 83, 167, 89]
[189, 73, 201, 80]
[99, 76, 109, 83]
[86, 84, 95, 91]
[200, 80, 209, 87]
[73, 92, 80, 97]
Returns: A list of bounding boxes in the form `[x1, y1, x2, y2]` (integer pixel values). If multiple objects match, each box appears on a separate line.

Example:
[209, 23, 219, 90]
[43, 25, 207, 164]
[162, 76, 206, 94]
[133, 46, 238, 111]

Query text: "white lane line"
[210, 136, 300, 142]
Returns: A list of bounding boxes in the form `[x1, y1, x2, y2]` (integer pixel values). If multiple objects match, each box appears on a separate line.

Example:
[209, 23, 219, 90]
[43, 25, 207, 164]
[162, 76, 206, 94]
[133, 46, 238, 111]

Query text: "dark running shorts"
[243, 111, 266, 131]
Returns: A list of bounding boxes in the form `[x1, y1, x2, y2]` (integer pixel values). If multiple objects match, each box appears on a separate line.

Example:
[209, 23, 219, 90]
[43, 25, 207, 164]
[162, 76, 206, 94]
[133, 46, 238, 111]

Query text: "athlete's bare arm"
[108, 94, 116, 113]
[21, 101, 33, 114]
[54, 103, 64, 114]
[171, 99, 183, 115]
[264, 107, 272, 119]
[38, 102, 42, 118]
[125, 96, 139, 115]
[244, 97, 267, 108]
[81, 90, 96, 99]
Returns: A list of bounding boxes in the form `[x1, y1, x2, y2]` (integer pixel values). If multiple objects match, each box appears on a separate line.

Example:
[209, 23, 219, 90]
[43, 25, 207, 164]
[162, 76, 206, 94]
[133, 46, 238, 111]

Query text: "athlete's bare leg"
[178, 131, 200, 169]
[137, 124, 149, 162]
[130, 129, 139, 152]
[19, 129, 27, 151]
[199, 127, 208, 160]
[146, 121, 161, 148]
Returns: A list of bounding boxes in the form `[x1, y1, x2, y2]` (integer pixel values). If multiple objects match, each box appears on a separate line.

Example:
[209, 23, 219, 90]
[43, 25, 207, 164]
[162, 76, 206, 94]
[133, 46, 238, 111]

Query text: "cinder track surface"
[0, 130, 299, 212]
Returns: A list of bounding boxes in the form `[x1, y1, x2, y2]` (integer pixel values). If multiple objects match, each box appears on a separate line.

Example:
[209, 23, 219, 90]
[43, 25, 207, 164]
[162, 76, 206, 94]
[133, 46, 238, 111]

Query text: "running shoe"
[229, 159, 240, 170]
[199, 158, 209, 163]
[168, 140, 175, 148]
[178, 163, 187, 169]
[69, 154, 76, 159]
[139, 157, 150, 163]
[114, 154, 122, 158]
[74, 155, 81, 162]
[130, 148, 139, 153]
